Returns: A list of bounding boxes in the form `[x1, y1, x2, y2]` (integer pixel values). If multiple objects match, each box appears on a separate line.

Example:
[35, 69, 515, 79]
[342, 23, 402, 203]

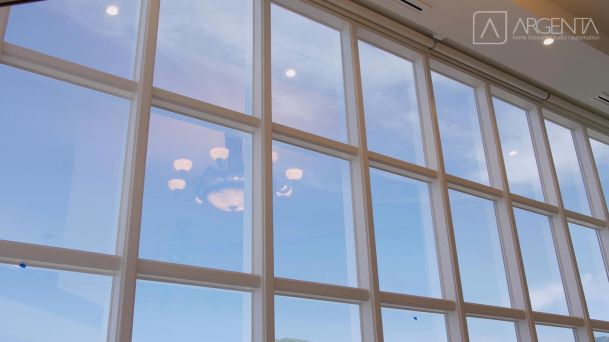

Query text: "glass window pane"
[155, 0, 253, 114]
[273, 142, 356, 286]
[370, 168, 441, 297]
[569, 223, 609, 321]
[467, 317, 517, 342]
[545, 120, 591, 215]
[590, 138, 609, 210]
[595, 331, 609, 341]
[536, 325, 575, 342]
[275, 296, 360, 342]
[0, 65, 129, 253]
[514, 208, 568, 315]
[271, 4, 347, 142]
[432, 71, 489, 184]
[6, 0, 139, 77]
[139, 109, 252, 272]
[382, 308, 447, 342]
[493, 97, 544, 201]
[0, 264, 112, 342]
[132, 280, 251, 342]
[359, 41, 424, 164]
[449, 190, 510, 306]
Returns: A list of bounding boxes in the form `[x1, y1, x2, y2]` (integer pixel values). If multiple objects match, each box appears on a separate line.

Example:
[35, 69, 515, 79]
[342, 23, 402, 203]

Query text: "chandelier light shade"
[276, 184, 293, 197]
[173, 158, 193, 172]
[167, 178, 186, 191]
[210, 147, 230, 161]
[285, 168, 304, 180]
[207, 188, 245, 212]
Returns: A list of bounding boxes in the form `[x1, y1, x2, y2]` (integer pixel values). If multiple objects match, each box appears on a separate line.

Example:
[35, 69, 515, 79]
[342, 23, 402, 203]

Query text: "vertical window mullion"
[0, 6, 9, 52]
[341, 23, 383, 342]
[418, 56, 467, 342]
[252, 0, 274, 341]
[533, 107, 594, 340]
[573, 127, 609, 220]
[480, 84, 537, 341]
[108, 0, 160, 341]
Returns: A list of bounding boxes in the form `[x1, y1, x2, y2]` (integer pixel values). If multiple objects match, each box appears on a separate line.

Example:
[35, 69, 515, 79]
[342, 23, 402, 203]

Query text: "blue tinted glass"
[359, 41, 424, 164]
[514, 209, 568, 315]
[370, 168, 441, 297]
[275, 296, 360, 342]
[595, 331, 609, 341]
[545, 120, 591, 215]
[450, 190, 510, 306]
[382, 308, 447, 342]
[132, 280, 251, 342]
[590, 138, 609, 211]
[139, 109, 252, 272]
[467, 317, 517, 342]
[273, 142, 356, 286]
[0, 264, 112, 342]
[155, 0, 253, 114]
[432, 72, 489, 184]
[6, 0, 139, 77]
[271, 4, 347, 142]
[0, 65, 129, 253]
[536, 325, 575, 342]
[570, 223, 609, 321]
[493, 97, 544, 201]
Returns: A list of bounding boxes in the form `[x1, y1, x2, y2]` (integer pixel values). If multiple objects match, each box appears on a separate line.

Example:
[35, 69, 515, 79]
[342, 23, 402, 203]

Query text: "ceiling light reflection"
[285, 168, 304, 180]
[543, 37, 554, 46]
[210, 147, 230, 160]
[285, 68, 296, 78]
[168, 179, 186, 191]
[508, 150, 518, 157]
[106, 5, 119, 16]
[173, 158, 193, 172]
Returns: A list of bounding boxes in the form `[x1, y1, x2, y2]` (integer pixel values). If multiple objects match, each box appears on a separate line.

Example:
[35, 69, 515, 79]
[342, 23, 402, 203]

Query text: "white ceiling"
[356, 0, 609, 119]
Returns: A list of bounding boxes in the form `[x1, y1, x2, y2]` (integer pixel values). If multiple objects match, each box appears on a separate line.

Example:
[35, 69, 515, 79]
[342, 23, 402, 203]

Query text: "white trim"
[0, 240, 119, 275]
[151, 88, 260, 133]
[419, 55, 468, 342]
[532, 312, 586, 327]
[0, 0, 608, 340]
[274, 277, 369, 303]
[108, 1, 160, 341]
[534, 108, 595, 340]
[0, 7, 9, 53]
[272, 122, 358, 159]
[252, 0, 275, 341]
[482, 81, 537, 341]
[368, 151, 437, 181]
[380, 292, 456, 313]
[342, 22, 383, 342]
[137, 259, 260, 291]
[463, 303, 526, 321]
[0, 43, 136, 99]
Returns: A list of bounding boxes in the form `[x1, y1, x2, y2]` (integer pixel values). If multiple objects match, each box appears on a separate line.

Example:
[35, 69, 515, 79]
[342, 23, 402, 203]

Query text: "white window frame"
[0, 0, 609, 340]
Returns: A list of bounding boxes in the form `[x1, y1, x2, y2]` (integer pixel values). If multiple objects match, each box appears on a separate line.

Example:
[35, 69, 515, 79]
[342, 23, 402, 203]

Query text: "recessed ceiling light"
[543, 37, 554, 46]
[508, 150, 518, 157]
[106, 5, 119, 16]
[285, 68, 296, 78]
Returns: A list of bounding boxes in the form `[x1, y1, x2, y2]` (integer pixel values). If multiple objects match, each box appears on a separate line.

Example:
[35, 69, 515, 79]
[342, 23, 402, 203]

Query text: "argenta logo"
[473, 11, 600, 45]
[473, 11, 508, 45]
